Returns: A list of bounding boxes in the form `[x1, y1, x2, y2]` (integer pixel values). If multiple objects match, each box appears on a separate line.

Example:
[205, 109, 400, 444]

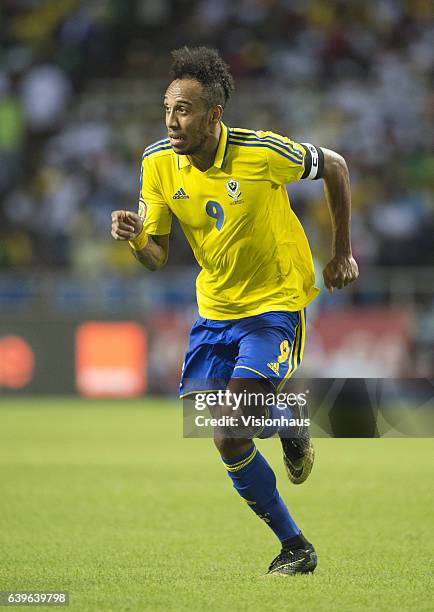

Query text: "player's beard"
[181, 132, 208, 156]
[181, 116, 210, 155]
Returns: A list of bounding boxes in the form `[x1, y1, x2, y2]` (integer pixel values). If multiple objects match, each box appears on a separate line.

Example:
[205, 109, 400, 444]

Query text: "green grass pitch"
[0, 398, 433, 611]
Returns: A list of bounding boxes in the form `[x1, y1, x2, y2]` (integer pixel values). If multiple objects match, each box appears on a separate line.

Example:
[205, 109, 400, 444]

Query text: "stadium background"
[1, 2, 433, 610]
[0, 0, 432, 395]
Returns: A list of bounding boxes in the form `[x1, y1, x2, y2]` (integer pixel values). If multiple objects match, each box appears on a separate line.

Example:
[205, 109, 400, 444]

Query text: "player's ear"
[210, 104, 223, 124]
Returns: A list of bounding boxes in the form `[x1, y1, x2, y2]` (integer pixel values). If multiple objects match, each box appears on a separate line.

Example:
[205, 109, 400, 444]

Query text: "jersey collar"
[177, 122, 229, 171]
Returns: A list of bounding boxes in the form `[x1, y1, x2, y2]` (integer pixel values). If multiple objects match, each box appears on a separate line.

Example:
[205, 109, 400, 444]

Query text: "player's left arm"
[320, 148, 359, 292]
[264, 132, 358, 291]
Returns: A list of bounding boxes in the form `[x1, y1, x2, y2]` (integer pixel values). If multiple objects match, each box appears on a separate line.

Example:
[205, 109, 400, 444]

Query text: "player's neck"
[188, 123, 221, 172]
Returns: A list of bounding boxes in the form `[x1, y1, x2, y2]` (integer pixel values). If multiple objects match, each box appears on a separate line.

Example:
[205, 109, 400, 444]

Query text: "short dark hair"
[170, 46, 235, 108]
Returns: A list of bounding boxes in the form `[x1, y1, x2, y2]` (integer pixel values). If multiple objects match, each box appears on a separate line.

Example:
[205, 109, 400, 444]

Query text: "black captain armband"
[300, 143, 324, 180]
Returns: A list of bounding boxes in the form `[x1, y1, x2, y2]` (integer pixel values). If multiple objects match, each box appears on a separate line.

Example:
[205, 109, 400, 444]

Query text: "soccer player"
[111, 47, 358, 575]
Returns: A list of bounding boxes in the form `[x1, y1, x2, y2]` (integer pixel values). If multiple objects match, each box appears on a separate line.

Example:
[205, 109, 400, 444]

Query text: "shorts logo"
[226, 179, 243, 204]
[267, 361, 280, 375]
[267, 340, 290, 375]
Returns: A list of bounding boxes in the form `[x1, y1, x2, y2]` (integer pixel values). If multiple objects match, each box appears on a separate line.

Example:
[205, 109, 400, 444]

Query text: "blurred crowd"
[0, 0, 433, 274]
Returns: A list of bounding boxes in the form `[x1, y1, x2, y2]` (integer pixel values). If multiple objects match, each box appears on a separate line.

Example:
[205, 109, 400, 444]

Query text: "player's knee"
[213, 434, 251, 459]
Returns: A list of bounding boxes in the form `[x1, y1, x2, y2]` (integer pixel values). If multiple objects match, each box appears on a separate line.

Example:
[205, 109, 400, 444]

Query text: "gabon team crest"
[226, 179, 243, 204]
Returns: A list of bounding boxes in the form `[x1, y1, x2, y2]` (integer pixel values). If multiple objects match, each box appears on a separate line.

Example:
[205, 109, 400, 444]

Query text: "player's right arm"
[111, 210, 169, 271]
[111, 150, 173, 271]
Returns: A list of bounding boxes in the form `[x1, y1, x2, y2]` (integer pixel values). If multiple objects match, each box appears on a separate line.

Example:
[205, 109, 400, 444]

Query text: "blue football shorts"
[179, 310, 306, 397]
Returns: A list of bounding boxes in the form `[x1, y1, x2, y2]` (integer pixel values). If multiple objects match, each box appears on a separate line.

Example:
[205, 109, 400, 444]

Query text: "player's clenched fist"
[322, 254, 359, 293]
[111, 210, 143, 241]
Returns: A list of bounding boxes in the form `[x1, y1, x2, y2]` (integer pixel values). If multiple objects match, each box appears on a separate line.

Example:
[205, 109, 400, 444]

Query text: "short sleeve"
[264, 131, 324, 185]
[138, 155, 172, 235]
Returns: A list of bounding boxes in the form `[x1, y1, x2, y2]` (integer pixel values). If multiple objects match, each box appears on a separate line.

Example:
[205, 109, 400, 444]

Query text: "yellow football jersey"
[138, 123, 323, 320]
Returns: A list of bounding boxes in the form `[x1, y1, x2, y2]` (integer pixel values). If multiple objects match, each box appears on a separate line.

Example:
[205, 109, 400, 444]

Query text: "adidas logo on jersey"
[173, 187, 189, 199]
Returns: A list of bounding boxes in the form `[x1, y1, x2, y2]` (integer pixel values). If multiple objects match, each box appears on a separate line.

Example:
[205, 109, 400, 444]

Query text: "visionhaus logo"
[194, 413, 310, 429]
[183, 378, 434, 438]
[189, 389, 310, 434]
